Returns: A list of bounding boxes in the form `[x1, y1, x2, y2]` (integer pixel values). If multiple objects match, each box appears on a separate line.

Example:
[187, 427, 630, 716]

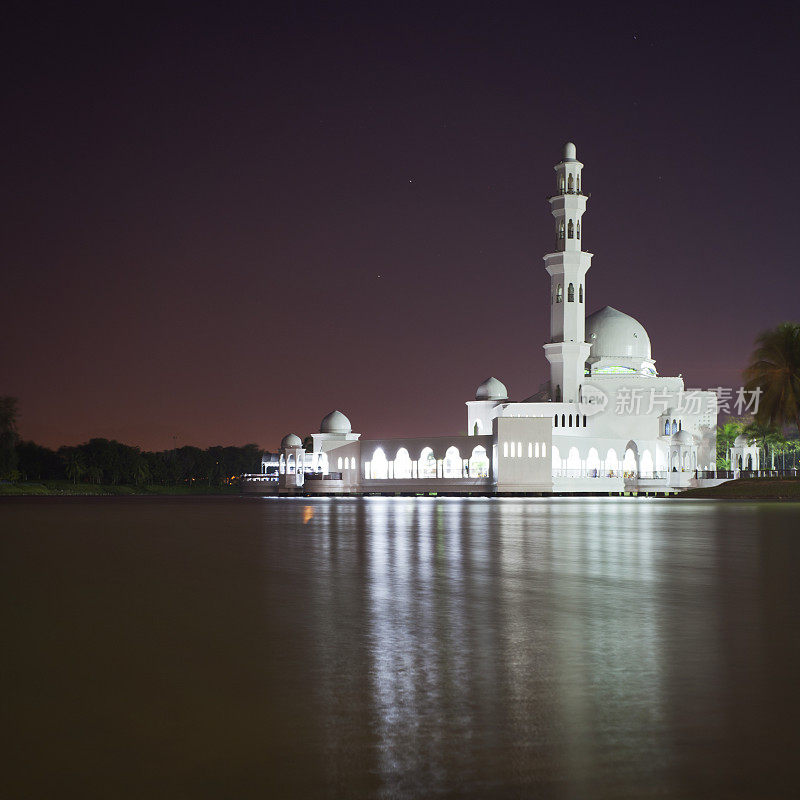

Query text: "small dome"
[586, 306, 652, 361]
[734, 434, 749, 447]
[562, 142, 577, 161]
[475, 377, 508, 401]
[320, 410, 351, 434]
[280, 433, 302, 449]
[672, 430, 695, 445]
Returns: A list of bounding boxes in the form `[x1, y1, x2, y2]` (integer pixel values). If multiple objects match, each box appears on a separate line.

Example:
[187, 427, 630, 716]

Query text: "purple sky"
[3, 2, 799, 450]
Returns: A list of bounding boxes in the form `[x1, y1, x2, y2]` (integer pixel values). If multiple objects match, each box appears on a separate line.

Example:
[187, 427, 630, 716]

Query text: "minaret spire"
[542, 142, 592, 404]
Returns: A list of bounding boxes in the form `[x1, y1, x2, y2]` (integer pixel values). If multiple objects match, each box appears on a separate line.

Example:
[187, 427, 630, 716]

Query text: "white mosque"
[244, 143, 726, 496]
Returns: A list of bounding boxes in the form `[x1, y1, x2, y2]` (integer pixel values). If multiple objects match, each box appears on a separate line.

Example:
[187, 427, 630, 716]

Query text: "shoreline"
[0, 481, 241, 497]
[678, 478, 800, 501]
[3, 478, 799, 501]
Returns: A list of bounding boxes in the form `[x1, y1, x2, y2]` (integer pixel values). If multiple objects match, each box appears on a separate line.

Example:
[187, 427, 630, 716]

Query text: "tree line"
[0, 398, 261, 486]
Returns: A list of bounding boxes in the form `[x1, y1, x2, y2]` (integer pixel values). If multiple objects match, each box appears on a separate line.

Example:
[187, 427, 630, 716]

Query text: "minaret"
[542, 142, 592, 404]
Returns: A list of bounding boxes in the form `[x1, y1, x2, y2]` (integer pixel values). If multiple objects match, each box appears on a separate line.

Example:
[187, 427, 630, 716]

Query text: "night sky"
[4, 2, 799, 451]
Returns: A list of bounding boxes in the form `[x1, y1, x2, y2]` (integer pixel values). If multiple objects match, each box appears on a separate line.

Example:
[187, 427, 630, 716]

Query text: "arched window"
[337, 457, 343, 469]
[558, 220, 565, 240]
[555, 385, 562, 402]
[576, 220, 581, 239]
[568, 174, 574, 191]
[554, 414, 558, 427]
[473, 421, 480, 435]
[679, 420, 682, 431]
[561, 414, 566, 427]
[556, 284, 563, 303]
[517, 442, 522, 457]
[568, 414, 572, 427]
[567, 283, 575, 302]
[503, 442, 508, 457]
[528, 442, 532, 458]
[568, 219, 574, 239]
[583, 414, 587, 427]
[672, 420, 677, 435]
[577, 174, 581, 192]
[579, 284, 583, 303]
[558, 176, 565, 192]
[664, 420, 670, 436]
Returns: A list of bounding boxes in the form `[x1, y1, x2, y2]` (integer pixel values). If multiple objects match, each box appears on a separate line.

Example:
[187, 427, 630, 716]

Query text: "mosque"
[244, 143, 725, 495]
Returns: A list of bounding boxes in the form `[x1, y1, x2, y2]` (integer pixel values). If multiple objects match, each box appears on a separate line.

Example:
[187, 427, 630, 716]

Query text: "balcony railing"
[305, 472, 343, 481]
[548, 190, 591, 200]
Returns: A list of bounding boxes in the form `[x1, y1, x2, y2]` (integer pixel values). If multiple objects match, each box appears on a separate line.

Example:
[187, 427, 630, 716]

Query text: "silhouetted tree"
[16, 441, 63, 480]
[0, 396, 20, 479]
[744, 322, 800, 435]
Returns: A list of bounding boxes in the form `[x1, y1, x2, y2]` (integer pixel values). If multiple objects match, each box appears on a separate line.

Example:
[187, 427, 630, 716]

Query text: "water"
[2, 496, 799, 798]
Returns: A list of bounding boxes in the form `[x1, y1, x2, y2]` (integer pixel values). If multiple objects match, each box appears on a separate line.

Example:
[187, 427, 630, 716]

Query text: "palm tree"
[716, 419, 744, 468]
[742, 421, 784, 469]
[744, 323, 800, 435]
[63, 451, 85, 484]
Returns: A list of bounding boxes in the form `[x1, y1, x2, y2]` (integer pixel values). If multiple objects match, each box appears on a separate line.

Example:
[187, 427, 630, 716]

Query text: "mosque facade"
[245, 143, 724, 495]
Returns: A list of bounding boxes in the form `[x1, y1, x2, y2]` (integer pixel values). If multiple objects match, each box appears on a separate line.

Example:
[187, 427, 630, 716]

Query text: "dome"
[672, 430, 695, 445]
[320, 410, 351, 434]
[562, 142, 577, 161]
[734, 434, 750, 447]
[280, 433, 302, 449]
[586, 306, 652, 361]
[475, 377, 508, 401]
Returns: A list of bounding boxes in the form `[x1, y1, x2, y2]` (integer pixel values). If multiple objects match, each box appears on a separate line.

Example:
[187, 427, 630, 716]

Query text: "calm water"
[2, 496, 800, 798]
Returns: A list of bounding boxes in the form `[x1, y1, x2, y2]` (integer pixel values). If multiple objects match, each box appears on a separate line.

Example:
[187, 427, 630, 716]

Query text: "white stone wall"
[494, 417, 553, 492]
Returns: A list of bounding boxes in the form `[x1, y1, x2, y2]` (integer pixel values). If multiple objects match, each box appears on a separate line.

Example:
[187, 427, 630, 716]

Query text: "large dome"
[280, 433, 302, 449]
[320, 410, 351, 434]
[475, 377, 508, 401]
[586, 306, 652, 361]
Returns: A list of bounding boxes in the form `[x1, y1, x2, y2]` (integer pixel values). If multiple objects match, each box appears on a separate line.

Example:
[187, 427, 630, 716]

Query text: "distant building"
[245, 143, 722, 495]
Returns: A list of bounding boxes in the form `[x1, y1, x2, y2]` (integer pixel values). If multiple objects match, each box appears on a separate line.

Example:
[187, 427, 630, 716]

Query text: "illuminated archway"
[394, 448, 412, 479]
[551, 444, 561, 476]
[371, 447, 388, 479]
[586, 447, 601, 477]
[623, 446, 638, 477]
[605, 448, 619, 476]
[468, 445, 489, 477]
[567, 447, 581, 475]
[418, 447, 437, 478]
[443, 446, 462, 478]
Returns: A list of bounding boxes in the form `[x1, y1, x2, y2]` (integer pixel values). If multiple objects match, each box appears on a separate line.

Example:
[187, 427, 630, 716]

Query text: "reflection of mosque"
[244, 143, 725, 495]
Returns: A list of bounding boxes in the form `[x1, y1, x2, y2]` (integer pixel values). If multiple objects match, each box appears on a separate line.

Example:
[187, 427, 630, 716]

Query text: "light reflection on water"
[300, 497, 798, 798]
[2, 496, 799, 798]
